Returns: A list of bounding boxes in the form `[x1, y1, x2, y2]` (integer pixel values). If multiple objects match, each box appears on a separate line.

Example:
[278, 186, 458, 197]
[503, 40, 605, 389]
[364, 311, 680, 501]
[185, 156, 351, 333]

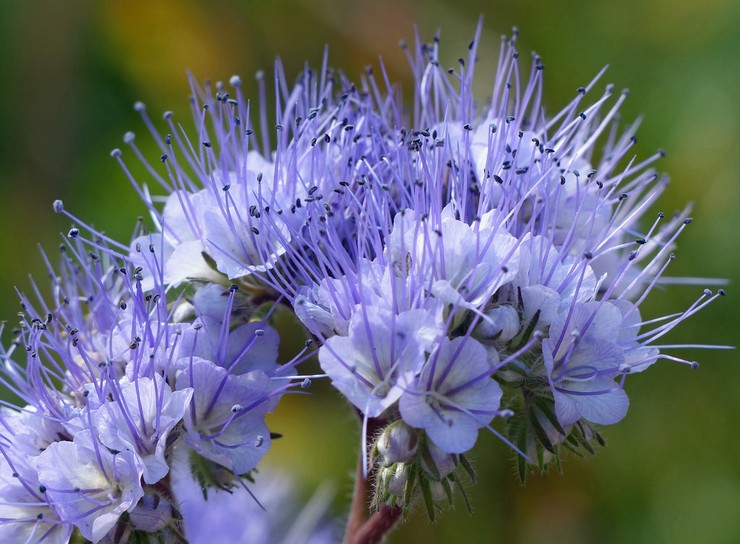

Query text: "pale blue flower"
[399, 336, 503, 454]
[36, 431, 144, 543]
[93, 374, 192, 484]
[175, 357, 279, 474]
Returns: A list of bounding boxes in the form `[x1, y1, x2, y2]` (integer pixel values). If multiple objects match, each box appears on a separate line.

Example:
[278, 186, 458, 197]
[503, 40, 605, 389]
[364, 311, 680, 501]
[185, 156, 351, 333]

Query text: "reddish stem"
[344, 461, 371, 541]
[349, 505, 403, 544]
[343, 415, 403, 544]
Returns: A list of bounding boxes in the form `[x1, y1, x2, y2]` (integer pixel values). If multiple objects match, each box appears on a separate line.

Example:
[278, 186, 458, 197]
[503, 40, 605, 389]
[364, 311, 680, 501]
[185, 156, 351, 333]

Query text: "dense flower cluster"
[0, 23, 722, 541]
[0, 234, 302, 542]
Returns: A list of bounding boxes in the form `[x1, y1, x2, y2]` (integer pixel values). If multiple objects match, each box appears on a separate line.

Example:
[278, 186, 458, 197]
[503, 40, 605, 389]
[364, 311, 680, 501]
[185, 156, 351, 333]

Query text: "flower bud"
[377, 420, 418, 466]
[129, 492, 174, 532]
[387, 463, 409, 497]
[476, 305, 520, 342]
[429, 478, 452, 502]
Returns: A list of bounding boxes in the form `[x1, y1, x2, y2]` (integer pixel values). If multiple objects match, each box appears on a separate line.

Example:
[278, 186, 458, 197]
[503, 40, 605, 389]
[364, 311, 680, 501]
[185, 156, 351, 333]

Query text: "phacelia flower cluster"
[1, 21, 724, 539]
[0, 231, 301, 542]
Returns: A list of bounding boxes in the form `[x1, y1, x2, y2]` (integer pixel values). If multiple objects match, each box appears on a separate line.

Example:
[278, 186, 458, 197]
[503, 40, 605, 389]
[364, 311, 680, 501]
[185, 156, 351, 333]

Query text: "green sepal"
[528, 404, 555, 454]
[419, 476, 437, 522]
[419, 441, 441, 480]
[403, 463, 418, 516]
[513, 418, 530, 485]
[441, 476, 454, 507]
[511, 308, 541, 351]
[249, 301, 278, 324]
[532, 396, 566, 437]
[459, 453, 477, 484]
[449, 471, 473, 515]
[201, 251, 220, 272]
[189, 450, 238, 499]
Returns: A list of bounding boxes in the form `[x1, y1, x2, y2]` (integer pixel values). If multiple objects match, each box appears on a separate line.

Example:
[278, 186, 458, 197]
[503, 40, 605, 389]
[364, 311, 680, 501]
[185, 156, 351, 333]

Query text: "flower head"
[28, 19, 724, 529]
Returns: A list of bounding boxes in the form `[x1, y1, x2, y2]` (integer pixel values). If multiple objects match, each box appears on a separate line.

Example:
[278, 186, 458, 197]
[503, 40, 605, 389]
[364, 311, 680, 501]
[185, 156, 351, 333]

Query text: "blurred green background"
[0, 1, 738, 542]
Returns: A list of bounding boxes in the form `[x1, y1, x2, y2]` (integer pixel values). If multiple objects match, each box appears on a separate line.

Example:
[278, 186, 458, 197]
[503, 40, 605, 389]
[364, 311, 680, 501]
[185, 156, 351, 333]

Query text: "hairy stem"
[349, 505, 403, 544]
[343, 415, 403, 544]
[344, 461, 371, 542]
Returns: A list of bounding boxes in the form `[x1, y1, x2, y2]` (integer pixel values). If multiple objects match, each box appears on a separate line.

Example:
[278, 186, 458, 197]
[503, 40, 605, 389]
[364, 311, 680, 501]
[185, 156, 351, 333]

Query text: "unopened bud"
[476, 305, 520, 342]
[429, 478, 452, 502]
[377, 420, 418, 466]
[379, 463, 410, 498]
[129, 493, 173, 532]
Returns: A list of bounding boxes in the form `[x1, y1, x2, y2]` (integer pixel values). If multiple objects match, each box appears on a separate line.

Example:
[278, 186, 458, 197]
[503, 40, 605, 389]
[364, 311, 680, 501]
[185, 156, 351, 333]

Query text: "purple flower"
[319, 304, 440, 418]
[115, 69, 380, 291]
[36, 431, 144, 543]
[0, 448, 72, 544]
[542, 302, 630, 426]
[399, 336, 504, 454]
[175, 357, 278, 474]
[93, 374, 192, 484]
[0, 220, 298, 539]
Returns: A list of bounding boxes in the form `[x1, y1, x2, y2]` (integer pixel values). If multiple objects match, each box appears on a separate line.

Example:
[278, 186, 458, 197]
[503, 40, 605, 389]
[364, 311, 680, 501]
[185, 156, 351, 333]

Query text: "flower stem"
[344, 460, 371, 541]
[349, 505, 403, 544]
[343, 415, 403, 544]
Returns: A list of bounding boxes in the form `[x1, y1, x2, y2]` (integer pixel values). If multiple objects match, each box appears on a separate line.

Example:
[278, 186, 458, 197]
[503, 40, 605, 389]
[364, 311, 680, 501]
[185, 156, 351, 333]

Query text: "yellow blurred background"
[0, 1, 738, 542]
